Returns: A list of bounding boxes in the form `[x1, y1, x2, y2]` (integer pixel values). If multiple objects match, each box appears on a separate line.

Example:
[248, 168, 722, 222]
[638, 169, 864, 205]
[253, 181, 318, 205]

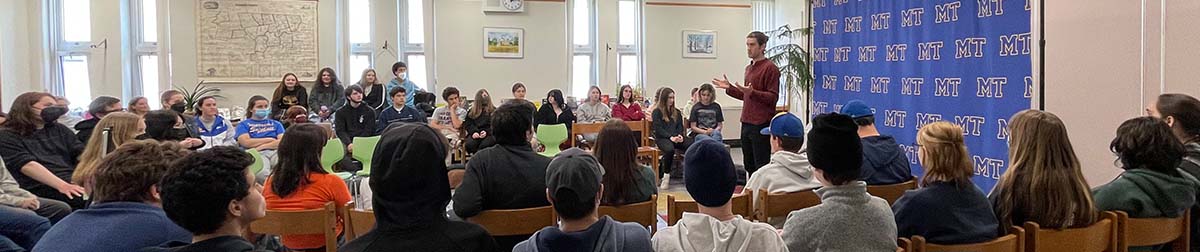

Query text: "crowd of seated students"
[2, 73, 1200, 252]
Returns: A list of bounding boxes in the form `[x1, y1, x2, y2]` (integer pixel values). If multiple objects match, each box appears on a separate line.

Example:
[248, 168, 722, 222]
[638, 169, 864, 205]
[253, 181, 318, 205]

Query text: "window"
[348, 0, 372, 84]
[751, 0, 787, 106]
[570, 0, 598, 99]
[401, 0, 429, 91]
[51, 0, 92, 108]
[132, 0, 161, 108]
[617, 0, 642, 90]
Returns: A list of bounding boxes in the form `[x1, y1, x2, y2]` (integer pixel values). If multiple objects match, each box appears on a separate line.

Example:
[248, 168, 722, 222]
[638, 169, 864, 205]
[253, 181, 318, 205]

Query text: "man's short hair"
[160, 146, 255, 235]
[492, 100, 536, 145]
[389, 86, 408, 98]
[853, 115, 875, 126]
[747, 31, 769, 46]
[442, 86, 460, 101]
[92, 140, 191, 203]
[345, 85, 364, 97]
[776, 135, 805, 153]
[391, 61, 408, 74]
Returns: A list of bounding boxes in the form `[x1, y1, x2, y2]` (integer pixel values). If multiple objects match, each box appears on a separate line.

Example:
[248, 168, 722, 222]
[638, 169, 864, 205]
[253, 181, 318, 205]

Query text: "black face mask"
[170, 103, 187, 114]
[40, 106, 68, 124]
[168, 127, 190, 140]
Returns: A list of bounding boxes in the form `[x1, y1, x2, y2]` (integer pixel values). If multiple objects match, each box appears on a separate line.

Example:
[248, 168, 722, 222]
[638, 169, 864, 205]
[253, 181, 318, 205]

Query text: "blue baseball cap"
[839, 100, 873, 119]
[760, 112, 805, 138]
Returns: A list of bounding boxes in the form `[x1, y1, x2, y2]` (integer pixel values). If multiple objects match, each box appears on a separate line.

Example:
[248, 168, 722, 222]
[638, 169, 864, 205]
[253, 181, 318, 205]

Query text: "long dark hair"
[547, 89, 566, 110]
[270, 123, 329, 197]
[655, 87, 679, 122]
[272, 73, 306, 106]
[1156, 93, 1200, 143]
[315, 67, 340, 90]
[469, 89, 495, 119]
[595, 120, 642, 205]
[1111, 116, 1184, 175]
[617, 85, 634, 104]
[2, 92, 53, 135]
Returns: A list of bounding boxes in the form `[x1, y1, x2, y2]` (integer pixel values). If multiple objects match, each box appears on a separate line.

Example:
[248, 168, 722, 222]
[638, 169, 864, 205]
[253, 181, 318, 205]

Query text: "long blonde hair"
[357, 69, 382, 86]
[992, 110, 1097, 232]
[917, 121, 974, 187]
[74, 112, 144, 187]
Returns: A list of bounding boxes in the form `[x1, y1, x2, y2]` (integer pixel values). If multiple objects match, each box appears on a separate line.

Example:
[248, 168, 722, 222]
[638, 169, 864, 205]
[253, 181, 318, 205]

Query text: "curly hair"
[161, 146, 254, 235]
[92, 140, 191, 203]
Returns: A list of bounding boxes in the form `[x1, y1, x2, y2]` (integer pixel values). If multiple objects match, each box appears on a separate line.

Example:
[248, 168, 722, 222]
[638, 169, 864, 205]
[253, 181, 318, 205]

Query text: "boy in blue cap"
[839, 100, 912, 185]
[743, 112, 820, 228]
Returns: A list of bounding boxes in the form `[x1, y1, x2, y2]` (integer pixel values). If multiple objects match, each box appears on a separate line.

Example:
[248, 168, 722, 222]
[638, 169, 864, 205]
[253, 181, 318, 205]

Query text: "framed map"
[196, 0, 319, 82]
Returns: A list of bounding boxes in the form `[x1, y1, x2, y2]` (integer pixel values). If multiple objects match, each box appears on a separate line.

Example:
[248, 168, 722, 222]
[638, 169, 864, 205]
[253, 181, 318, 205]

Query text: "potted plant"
[174, 81, 223, 115]
[766, 25, 814, 113]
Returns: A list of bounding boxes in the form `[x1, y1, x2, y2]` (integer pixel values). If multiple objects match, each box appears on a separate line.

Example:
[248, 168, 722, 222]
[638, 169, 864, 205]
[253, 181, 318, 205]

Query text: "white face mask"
[398, 73, 407, 80]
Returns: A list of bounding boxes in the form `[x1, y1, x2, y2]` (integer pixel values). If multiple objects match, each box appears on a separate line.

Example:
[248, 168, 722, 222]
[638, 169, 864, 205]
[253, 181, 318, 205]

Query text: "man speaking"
[712, 31, 780, 176]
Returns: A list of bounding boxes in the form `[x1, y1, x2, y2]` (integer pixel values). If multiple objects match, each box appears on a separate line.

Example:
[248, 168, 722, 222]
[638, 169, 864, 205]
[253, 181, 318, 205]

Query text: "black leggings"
[655, 137, 693, 179]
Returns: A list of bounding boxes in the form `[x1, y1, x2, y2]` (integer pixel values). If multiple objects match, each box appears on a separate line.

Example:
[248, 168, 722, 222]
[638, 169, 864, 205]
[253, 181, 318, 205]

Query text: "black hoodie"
[858, 135, 913, 185]
[339, 123, 499, 252]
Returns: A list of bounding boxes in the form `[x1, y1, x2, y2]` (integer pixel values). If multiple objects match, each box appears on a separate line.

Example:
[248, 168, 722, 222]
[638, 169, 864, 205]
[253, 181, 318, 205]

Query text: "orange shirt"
[263, 172, 353, 249]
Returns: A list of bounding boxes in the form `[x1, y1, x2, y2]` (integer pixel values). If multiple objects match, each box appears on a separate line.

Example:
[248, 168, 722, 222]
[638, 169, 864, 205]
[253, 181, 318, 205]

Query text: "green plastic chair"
[351, 136, 381, 176]
[535, 124, 569, 157]
[321, 138, 353, 180]
[246, 149, 265, 177]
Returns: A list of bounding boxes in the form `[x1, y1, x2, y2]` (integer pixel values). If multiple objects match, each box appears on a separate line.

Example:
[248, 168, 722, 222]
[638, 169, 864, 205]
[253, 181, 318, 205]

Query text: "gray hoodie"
[783, 181, 896, 252]
[652, 213, 787, 252]
[513, 216, 652, 252]
[744, 150, 821, 228]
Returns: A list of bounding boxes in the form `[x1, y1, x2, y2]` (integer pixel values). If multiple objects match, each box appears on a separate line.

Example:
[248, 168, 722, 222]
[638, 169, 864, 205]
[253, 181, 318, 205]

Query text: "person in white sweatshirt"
[744, 112, 821, 228]
[652, 135, 788, 252]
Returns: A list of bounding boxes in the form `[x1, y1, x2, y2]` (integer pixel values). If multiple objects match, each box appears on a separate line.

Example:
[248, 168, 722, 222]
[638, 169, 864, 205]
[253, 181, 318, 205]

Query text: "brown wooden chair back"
[598, 195, 658, 234]
[467, 206, 557, 236]
[667, 193, 752, 226]
[250, 202, 338, 252]
[912, 226, 1024, 252]
[867, 178, 917, 205]
[1024, 211, 1119, 252]
[344, 202, 376, 241]
[754, 188, 821, 222]
[1117, 209, 1189, 252]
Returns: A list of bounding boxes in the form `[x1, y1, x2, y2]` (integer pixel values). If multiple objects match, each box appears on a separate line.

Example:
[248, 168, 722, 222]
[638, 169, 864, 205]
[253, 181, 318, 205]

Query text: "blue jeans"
[0, 205, 51, 251]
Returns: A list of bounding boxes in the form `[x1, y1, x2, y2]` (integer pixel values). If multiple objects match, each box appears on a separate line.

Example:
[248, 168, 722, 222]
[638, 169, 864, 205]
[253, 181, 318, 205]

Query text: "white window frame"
[617, 0, 644, 91]
[130, 0, 160, 101]
[399, 0, 429, 92]
[46, 0, 92, 106]
[569, 0, 599, 99]
[346, 0, 374, 84]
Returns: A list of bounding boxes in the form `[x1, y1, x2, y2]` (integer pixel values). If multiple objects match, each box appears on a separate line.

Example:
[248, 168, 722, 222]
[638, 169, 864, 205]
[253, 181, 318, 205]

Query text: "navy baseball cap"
[760, 112, 805, 138]
[839, 100, 873, 119]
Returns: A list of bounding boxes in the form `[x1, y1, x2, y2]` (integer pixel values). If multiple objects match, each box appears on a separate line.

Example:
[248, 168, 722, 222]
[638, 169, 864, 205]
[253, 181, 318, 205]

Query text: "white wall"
[0, 0, 45, 108]
[1040, 0, 1200, 186]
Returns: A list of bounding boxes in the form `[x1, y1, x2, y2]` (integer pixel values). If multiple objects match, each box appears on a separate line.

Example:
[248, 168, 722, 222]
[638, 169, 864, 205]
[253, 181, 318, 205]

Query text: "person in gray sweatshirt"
[782, 112, 898, 252]
[744, 112, 820, 228]
[514, 148, 652, 252]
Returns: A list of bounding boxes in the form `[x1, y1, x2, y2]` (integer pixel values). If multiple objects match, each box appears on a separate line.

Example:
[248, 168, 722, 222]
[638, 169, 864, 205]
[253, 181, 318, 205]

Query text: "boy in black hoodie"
[839, 100, 912, 185]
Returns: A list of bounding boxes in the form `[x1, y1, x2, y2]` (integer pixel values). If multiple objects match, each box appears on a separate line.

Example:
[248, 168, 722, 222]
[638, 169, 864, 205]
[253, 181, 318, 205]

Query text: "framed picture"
[483, 27, 525, 58]
[682, 30, 717, 58]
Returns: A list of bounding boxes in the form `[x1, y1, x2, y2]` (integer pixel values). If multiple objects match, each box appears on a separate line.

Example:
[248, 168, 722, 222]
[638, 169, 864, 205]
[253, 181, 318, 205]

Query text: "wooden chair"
[344, 203, 375, 241]
[666, 193, 752, 226]
[448, 169, 466, 189]
[1117, 209, 1189, 252]
[598, 195, 658, 234]
[250, 202, 338, 252]
[467, 206, 557, 236]
[912, 226, 1024, 252]
[754, 188, 821, 222]
[1024, 211, 1119, 252]
[867, 178, 917, 205]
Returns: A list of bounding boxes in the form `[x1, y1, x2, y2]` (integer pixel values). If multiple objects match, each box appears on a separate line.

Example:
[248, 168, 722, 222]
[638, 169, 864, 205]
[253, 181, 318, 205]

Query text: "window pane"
[60, 55, 91, 108]
[619, 54, 638, 87]
[349, 54, 371, 84]
[62, 0, 91, 42]
[572, 0, 590, 46]
[140, 55, 160, 105]
[407, 0, 424, 44]
[572, 55, 591, 98]
[618, 1, 636, 46]
[406, 54, 427, 91]
[141, 0, 157, 43]
[349, 0, 370, 44]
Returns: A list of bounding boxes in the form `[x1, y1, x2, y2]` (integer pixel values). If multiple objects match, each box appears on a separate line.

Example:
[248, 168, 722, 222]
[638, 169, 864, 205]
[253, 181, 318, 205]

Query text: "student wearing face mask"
[236, 96, 286, 180]
[161, 90, 205, 143]
[0, 92, 87, 210]
[143, 110, 206, 150]
[385, 61, 424, 109]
